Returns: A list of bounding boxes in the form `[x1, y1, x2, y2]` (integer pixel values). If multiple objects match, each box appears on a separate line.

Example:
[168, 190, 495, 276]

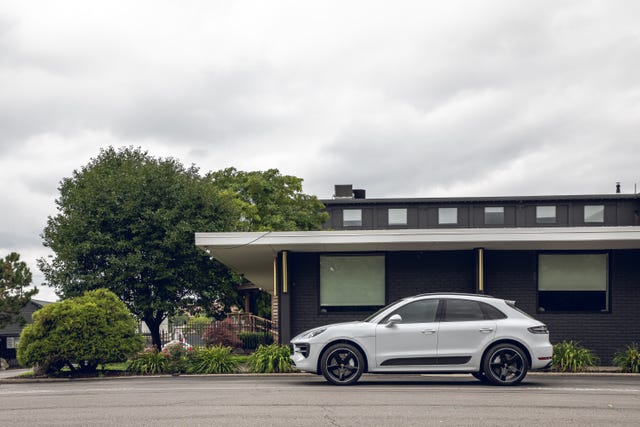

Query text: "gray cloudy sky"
[2, 1, 640, 301]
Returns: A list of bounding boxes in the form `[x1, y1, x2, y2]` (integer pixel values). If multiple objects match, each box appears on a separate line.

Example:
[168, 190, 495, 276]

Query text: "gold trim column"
[282, 250, 288, 293]
[477, 248, 485, 293]
[273, 256, 277, 295]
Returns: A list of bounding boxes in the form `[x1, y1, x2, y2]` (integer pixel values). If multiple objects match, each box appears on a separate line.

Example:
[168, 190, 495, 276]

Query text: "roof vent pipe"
[616, 182, 621, 193]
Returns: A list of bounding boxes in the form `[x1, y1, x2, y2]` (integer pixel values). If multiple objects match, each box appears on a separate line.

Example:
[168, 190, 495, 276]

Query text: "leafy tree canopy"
[207, 167, 328, 231]
[0, 252, 37, 329]
[17, 288, 144, 375]
[39, 147, 240, 348]
[39, 147, 327, 348]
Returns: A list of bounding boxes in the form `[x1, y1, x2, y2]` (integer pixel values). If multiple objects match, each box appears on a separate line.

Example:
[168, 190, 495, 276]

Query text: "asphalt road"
[1, 373, 639, 426]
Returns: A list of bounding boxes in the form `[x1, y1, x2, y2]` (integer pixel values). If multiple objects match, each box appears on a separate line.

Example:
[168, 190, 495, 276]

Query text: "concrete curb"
[1, 369, 638, 384]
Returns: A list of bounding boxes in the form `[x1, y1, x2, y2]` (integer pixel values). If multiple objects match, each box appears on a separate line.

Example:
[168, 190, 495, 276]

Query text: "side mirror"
[386, 314, 402, 327]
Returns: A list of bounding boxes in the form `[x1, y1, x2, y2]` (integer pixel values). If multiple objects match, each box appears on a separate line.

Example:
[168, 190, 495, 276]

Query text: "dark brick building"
[197, 185, 640, 363]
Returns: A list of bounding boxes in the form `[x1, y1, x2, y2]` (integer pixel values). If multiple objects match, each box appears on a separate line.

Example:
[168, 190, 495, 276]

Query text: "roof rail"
[413, 292, 495, 298]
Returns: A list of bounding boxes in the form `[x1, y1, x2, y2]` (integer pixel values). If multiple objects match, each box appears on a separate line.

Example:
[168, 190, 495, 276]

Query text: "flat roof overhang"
[195, 227, 640, 292]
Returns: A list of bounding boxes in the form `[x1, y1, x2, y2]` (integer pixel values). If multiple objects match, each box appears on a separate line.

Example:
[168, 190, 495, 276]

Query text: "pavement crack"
[321, 404, 342, 427]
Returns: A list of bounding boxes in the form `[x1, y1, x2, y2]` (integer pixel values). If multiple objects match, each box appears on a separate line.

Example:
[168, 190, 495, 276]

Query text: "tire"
[320, 343, 364, 385]
[482, 343, 528, 386]
[471, 371, 490, 383]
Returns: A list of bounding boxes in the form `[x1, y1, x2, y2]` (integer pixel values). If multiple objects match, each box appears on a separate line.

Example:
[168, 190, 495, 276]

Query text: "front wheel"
[482, 343, 528, 386]
[471, 371, 490, 383]
[320, 343, 364, 385]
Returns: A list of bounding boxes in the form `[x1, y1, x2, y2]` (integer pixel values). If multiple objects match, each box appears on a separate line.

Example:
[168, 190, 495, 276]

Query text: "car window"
[442, 299, 485, 322]
[382, 299, 439, 324]
[480, 302, 507, 319]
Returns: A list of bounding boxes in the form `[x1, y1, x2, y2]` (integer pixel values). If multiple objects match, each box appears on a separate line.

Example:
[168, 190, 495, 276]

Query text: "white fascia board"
[195, 227, 640, 291]
[196, 227, 640, 250]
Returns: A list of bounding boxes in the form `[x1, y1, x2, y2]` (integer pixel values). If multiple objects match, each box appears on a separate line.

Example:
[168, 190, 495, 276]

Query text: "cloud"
[1, 0, 640, 292]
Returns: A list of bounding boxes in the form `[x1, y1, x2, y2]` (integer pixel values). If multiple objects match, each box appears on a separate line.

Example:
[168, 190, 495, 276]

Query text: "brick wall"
[287, 249, 639, 363]
[484, 249, 640, 364]
[289, 250, 475, 338]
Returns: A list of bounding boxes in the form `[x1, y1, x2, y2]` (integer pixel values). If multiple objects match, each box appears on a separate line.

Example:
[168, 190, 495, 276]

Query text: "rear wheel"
[320, 343, 364, 385]
[482, 343, 528, 386]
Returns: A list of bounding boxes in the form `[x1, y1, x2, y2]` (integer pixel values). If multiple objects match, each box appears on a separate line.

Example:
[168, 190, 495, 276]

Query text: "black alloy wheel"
[320, 343, 364, 385]
[482, 343, 528, 386]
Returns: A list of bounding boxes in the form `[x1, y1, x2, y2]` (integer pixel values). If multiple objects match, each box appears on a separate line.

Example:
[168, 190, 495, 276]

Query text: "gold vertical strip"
[282, 250, 288, 293]
[273, 256, 277, 295]
[478, 248, 485, 293]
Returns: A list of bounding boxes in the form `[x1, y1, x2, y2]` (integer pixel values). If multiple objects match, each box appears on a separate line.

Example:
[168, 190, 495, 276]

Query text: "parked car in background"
[291, 293, 552, 385]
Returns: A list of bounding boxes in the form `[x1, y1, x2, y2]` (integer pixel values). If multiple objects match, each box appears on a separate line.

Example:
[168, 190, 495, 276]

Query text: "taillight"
[528, 325, 549, 334]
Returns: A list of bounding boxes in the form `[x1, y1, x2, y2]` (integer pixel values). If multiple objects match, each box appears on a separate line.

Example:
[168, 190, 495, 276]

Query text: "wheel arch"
[317, 339, 370, 374]
[482, 339, 532, 369]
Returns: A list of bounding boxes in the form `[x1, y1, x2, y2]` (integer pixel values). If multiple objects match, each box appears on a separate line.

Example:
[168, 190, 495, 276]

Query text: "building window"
[536, 206, 556, 224]
[388, 208, 407, 226]
[484, 207, 504, 225]
[320, 255, 385, 310]
[6, 337, 18, 349]
[438, 207, 458, 225]
[343, 209, 362, 227]
[584, 205, 604, 223]
[538, 253, 609, 312]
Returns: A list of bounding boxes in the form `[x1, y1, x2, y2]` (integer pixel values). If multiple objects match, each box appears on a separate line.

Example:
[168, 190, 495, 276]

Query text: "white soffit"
[195, 227, 640, 291]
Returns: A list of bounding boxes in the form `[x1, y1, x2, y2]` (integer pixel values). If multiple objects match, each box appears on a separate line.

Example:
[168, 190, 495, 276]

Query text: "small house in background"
[0, 299, 50, 367]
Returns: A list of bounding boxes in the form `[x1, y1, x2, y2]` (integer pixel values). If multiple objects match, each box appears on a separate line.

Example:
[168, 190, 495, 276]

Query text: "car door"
[436, 299, 497, 368]
[374, 298, 440, 370]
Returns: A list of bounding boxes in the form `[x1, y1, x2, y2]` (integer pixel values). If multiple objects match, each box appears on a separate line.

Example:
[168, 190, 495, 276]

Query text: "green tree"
[39, 147, 241, 349]
[207, 167, 328, 231]
[17, 289, 143, 375]
[0, 252, 38, 329]
[207, 168, 328, 317]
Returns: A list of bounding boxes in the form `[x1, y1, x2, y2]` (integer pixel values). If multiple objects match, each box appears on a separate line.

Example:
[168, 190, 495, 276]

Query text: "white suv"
[291, 293, 553, 385]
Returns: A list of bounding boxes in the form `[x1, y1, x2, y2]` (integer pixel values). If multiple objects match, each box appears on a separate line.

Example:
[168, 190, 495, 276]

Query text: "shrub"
[552, 340, 599, 372]
[189, 345, 238, 374]
[17, 289, 144, 375]
[162, 342, 193, 374]
[239, 332, 274, 351]
[202, 318, 241, 348]
[613, 343, 640, 373]
[128, 349, 168, 375]
[248, 344, 295, 373]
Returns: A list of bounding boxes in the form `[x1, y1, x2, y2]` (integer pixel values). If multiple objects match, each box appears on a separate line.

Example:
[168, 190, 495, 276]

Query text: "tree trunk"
[144, 312, 166, 351]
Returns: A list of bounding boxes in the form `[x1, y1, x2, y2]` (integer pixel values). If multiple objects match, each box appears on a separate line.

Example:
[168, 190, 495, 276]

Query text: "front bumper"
[291, 341, 319, 373]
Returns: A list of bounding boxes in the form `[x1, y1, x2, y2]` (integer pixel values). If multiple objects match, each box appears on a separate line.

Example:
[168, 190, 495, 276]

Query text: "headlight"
[303, 327, 327, 339]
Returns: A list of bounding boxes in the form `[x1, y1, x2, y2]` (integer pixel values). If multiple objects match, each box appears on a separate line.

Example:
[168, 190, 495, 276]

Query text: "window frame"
[388, 208, 408, 226]
[438, 207, 458, 225]
[536, 251, 611, 313]
[484, 206, 505, 225]
[536, 205, 557, 224]
[584, 205, 605, 223]
[318, 253, 386, 312]
[342, 209, 363, 227]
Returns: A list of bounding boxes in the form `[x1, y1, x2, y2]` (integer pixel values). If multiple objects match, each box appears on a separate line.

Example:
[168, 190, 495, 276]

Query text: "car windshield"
[362, 298, 405, 322]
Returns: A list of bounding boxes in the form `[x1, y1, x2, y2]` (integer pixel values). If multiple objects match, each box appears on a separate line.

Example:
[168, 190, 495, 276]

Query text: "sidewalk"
[0, 368, 30, 379]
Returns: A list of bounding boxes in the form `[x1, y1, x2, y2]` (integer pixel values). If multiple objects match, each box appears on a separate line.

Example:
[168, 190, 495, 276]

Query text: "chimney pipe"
[616, 182, 621, 194]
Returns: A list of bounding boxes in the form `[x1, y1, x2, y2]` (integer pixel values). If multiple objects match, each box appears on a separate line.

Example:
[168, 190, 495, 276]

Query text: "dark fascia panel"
[322, 193, 640, 206]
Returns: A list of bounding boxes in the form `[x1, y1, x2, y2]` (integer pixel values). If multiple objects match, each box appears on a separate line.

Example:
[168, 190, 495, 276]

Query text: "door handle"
[421, 329, 437, 335]
[479, 328, 494, 333]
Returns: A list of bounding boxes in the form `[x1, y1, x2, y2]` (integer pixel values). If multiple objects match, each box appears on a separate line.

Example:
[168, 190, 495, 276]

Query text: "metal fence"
[143, 313, 277, 350]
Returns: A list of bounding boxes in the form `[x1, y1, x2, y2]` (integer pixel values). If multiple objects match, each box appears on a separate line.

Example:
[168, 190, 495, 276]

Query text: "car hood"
[292, 321, 374, 341]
